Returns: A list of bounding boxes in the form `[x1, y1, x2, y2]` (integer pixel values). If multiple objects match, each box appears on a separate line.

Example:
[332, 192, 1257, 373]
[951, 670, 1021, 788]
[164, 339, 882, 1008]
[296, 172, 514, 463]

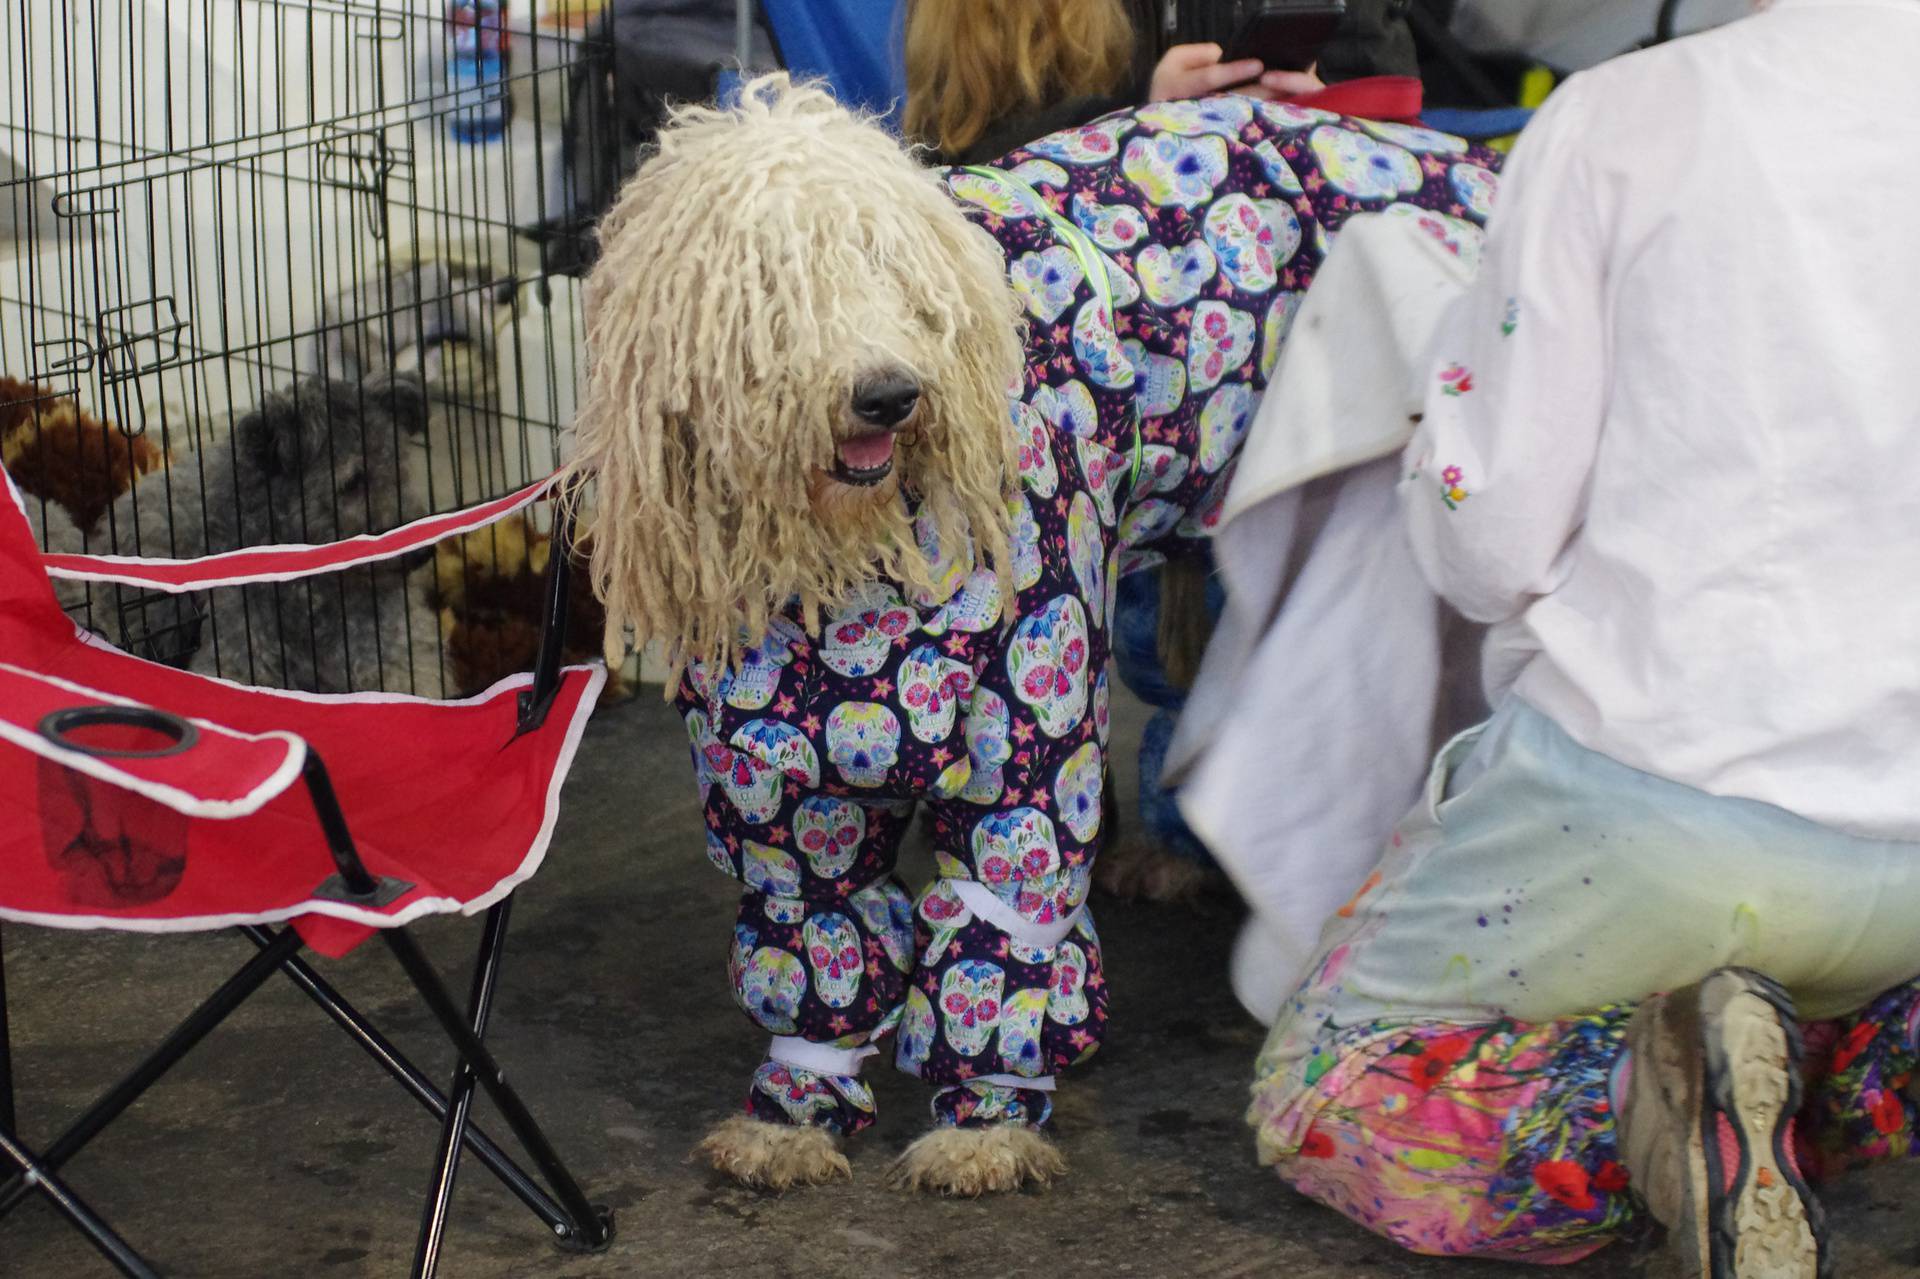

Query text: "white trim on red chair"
[0, 661, 309, 820]
[40, 472, 561, 593]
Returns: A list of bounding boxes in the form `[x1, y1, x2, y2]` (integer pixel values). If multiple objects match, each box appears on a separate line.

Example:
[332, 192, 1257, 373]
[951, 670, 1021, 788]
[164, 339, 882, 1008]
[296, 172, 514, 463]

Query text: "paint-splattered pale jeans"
[1250, 697, 1920, 1261]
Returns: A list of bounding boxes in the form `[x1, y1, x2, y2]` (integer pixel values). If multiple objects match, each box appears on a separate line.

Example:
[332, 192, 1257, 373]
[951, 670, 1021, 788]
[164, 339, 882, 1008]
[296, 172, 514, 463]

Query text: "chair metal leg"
[235, 925, 572, 1237]
[0, 927, 305, 1218]
[382, 927, 613, 1254]
[0, 921, 14, 1135]
[411, 899, 511, 1279]
[0, 1126, 159, 1279]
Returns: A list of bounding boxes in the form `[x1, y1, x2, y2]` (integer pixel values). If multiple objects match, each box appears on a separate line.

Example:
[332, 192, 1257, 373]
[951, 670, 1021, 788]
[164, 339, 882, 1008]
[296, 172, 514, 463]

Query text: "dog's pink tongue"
[837, 433, 895, 471]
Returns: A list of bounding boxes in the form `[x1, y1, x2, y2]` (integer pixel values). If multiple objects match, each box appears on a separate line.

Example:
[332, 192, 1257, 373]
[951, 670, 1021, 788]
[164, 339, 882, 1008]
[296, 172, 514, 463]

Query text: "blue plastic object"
[447, 0, 510, 142]
[1421, 106, 1535, 141]
[758, 0, 905, 123]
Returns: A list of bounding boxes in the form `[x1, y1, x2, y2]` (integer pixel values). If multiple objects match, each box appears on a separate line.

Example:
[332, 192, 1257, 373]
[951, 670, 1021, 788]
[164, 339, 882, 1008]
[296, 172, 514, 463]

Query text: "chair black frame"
[0, 511, 613, 1278]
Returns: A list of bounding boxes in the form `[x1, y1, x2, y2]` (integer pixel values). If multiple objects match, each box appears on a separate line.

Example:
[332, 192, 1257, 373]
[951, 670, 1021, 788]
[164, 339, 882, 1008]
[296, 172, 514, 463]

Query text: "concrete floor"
[5, 690, 1918, 1278]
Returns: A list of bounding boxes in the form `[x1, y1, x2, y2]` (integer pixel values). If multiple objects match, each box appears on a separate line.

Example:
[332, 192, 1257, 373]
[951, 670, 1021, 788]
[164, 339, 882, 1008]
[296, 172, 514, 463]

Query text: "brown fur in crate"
[0, 376, 45, 439]
[0, 377, 166, 531]
[434, 516, 630, 701]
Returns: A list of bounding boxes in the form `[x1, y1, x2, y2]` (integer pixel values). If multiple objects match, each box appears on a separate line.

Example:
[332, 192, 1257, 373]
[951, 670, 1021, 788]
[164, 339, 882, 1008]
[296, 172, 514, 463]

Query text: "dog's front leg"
[889, 821, 1106, 1195]
[682, 691, 923, 1189]
[694, 857, 922, 1189]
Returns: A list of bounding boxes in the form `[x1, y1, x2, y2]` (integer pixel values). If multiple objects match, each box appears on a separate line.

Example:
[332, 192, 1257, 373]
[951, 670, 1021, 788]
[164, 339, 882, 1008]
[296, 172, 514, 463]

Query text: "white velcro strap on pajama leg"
[949, 878, 1085, 951]
[969, 1072, 1056, 1092]
[768, 1036, 879, 1078]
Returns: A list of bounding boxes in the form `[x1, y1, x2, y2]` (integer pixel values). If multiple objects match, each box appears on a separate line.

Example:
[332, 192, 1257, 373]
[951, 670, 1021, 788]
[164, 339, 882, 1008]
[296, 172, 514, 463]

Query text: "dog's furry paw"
[1094, 833, 1223, 904]
[887, 1125, 1065, 1196]
[696, 1115, 851, 1191]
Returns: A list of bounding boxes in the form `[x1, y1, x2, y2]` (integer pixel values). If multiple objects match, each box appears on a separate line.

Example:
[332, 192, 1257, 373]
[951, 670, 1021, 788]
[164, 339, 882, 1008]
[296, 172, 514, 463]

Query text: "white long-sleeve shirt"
[1402, 0, 1920, 840]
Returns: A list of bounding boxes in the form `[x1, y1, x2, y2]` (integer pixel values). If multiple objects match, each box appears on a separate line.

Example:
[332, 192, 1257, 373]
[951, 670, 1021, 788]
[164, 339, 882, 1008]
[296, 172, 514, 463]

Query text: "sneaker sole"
[1697, 970, 1829, 1279]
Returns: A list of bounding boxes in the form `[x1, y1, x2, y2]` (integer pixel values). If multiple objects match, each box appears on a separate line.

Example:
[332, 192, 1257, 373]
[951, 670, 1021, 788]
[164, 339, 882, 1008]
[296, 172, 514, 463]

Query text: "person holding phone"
[1248, 1, 1920, 1272]
[903, 0, 1325, 165]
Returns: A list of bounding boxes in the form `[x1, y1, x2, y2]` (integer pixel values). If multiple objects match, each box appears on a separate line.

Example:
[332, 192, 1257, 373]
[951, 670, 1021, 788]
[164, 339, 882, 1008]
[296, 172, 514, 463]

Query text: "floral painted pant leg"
[1798, 977, 1920, 1179]
[1267, 985, 1920, 1261]
[894, 876, 1108, 1129]
[1266, 1010, 1637, 1263]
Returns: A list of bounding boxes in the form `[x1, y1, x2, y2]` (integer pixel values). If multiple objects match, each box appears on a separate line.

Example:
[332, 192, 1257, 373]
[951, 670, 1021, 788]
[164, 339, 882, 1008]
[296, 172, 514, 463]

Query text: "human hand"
[1148, 43, 1263, 101]
[1149, 44, 1327, 103]
[1249, 67, 1325, 99]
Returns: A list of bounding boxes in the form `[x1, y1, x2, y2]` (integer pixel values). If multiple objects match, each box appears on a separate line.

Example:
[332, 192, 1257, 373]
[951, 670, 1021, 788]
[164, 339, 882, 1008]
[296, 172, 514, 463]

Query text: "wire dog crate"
[1, 0, 614, 697]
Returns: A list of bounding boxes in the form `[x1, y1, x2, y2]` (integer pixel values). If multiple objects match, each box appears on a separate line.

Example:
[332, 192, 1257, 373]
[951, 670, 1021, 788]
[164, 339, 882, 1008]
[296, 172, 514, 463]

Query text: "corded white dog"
[567, 74, 1499, 1194]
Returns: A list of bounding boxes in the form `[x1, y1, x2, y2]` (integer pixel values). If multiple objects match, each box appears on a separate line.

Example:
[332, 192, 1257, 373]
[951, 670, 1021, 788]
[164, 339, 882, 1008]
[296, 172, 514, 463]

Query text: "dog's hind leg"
[1098, 559, 1229, 903]
[1094, 830, 1223, 903]
[1094, 708, 1228, 903]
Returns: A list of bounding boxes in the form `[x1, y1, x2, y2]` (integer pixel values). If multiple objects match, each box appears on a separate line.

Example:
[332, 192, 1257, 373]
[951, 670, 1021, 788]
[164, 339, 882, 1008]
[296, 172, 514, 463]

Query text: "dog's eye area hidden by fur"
[831, 371, 921, 487]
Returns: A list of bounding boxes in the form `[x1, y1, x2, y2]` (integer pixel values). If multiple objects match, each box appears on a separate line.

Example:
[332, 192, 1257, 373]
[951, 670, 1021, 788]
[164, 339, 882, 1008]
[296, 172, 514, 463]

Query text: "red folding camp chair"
[0, 467, 614, 1277]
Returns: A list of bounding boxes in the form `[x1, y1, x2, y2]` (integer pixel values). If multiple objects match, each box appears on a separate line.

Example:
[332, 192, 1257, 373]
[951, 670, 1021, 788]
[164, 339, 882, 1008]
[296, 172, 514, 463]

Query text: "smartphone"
[1224, 0, 1347, 74]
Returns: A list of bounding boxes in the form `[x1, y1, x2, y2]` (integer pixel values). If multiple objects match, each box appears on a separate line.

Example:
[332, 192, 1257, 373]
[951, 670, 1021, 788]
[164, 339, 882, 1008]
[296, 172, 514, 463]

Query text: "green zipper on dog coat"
[961, 165, 1146, 497]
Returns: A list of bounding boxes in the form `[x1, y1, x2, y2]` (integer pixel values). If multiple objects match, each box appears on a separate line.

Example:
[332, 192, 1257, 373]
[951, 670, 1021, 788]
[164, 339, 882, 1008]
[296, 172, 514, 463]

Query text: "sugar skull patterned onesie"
[678, 95, 1502, 1135]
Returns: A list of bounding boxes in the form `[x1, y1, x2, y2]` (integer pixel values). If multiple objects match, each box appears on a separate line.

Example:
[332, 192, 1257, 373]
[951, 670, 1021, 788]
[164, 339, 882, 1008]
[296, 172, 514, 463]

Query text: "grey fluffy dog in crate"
[48, 374, 446, 696]
[309, 260, 495, 388]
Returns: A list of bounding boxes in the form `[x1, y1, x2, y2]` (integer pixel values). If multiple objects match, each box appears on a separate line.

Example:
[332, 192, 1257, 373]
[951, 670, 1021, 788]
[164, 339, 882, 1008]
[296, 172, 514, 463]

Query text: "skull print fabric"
[679, 102, 1498, 1137]
[900, 882, 1108, 1127]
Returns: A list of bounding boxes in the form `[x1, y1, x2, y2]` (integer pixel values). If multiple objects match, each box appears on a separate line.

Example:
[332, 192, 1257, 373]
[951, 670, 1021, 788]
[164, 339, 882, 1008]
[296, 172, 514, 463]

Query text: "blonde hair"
[904, 0, 1137, 156]
[565, 75, 1023, 680]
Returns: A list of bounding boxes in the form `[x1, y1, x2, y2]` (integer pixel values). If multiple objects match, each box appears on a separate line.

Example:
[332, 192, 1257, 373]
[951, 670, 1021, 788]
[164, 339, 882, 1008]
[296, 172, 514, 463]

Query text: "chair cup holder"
[36, 706, 195, 907]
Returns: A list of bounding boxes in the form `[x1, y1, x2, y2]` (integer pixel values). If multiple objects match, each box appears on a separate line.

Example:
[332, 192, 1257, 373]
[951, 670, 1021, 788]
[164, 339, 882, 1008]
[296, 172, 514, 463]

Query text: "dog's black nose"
[850, 374, 921, 429]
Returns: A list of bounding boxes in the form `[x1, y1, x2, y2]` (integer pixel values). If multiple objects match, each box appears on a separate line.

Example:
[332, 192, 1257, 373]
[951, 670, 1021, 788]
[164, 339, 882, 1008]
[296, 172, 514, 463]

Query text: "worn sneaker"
[1618, 968, 1828, 1278]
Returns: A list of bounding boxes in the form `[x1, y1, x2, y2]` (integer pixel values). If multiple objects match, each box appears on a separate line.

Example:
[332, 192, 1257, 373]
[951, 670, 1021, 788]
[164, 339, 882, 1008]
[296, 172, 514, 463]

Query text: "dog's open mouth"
[830, 430, 897, 486]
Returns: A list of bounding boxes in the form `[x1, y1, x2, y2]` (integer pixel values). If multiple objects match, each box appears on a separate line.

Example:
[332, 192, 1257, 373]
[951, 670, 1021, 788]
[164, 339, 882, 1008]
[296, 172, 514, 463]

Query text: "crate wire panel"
[1, 0, 610, 696]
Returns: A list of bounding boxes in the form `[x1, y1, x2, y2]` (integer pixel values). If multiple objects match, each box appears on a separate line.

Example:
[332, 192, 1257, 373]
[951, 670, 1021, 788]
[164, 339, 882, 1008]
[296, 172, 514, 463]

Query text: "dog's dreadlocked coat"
[569, 75, 1500, 1192]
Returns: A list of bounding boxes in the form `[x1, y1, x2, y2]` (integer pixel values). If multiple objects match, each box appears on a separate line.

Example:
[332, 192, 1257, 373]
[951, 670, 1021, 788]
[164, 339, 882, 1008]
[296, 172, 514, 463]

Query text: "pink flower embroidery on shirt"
[1441, 466, 1469, 510]
[1439, 364, 1474, 396]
